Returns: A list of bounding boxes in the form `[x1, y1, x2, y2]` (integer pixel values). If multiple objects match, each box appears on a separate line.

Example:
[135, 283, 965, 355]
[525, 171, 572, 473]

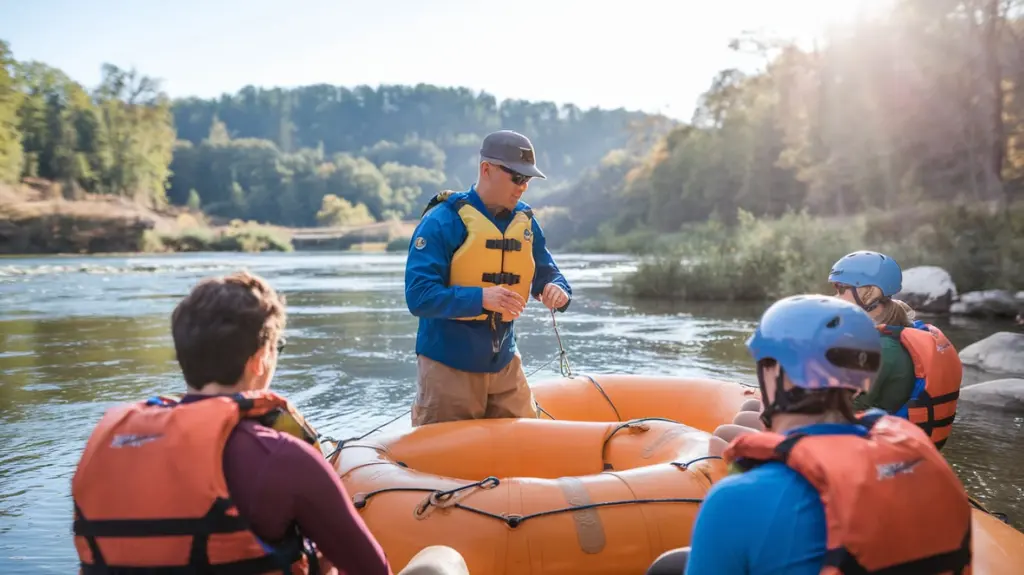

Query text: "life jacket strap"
[485, 238, 523, 252]
[822, 524, 971, 575]
[75, 498, 304, 575]
[482, 272, 521, 285]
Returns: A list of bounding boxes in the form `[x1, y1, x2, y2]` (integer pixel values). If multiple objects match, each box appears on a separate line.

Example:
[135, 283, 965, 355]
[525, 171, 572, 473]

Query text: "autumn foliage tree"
[542, 0, 1024, 237]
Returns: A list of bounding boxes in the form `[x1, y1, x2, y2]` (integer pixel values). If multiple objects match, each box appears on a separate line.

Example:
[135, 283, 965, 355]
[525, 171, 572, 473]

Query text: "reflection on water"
[0, 252, 1021, 573]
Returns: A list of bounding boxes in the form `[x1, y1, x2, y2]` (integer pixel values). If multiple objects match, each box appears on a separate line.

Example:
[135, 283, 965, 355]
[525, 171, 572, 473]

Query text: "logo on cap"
[519, 148, 535, 164]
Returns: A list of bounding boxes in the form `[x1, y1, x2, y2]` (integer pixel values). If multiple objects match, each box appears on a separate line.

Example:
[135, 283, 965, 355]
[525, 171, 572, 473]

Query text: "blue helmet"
[746, 295, 882, 393]
[827, 251, 902, 297]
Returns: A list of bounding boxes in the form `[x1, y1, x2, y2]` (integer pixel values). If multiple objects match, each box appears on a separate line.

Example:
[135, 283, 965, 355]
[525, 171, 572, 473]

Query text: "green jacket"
[853, 327, 916, 413]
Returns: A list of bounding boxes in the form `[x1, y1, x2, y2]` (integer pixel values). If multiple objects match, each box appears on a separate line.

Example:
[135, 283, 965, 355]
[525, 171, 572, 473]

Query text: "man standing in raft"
[404, 130, 572, 427]
[660, 295, 972, 574]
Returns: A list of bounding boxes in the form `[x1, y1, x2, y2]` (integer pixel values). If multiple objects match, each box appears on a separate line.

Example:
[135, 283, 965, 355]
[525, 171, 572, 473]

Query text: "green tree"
[0, 40, 22, 183]
[93, 64, 175, 204]
[316, 194, 375, 226]
[542, 0, 1024, 244]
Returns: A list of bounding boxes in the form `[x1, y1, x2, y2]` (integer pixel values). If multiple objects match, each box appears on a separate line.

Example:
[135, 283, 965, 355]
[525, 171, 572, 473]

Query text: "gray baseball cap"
[479, 130, 547, 179]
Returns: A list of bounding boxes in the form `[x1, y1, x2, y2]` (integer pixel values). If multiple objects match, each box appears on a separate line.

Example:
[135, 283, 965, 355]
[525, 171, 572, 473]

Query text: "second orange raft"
[328, 375, 755, 574]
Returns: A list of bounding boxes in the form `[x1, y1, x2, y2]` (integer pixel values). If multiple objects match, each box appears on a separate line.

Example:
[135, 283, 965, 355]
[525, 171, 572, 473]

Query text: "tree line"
[539, 0, 1024, 243]
[0, 47, 175, 202]
[0, 40, 670, 227]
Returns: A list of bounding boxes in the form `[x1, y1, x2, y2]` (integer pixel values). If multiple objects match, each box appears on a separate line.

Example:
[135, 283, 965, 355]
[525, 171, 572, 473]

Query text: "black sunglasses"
[498, 165, 532, 186]
[275, 337, 287, 354]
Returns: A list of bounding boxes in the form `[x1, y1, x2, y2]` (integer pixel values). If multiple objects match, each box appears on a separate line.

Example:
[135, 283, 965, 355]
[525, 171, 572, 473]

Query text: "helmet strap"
[851, 287, 887, 313]
[757, 365, 789, 429]
[757, 364, 816, 430]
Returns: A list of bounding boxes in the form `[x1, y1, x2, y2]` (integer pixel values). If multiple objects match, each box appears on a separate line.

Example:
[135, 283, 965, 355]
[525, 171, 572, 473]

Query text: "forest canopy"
[538, 0, 1024, 243]
[0, 40, 671, 227]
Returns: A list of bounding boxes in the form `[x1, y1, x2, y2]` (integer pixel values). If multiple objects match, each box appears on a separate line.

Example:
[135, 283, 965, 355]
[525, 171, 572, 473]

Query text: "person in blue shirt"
[647, 295, 972, 575]
[404, 130, 572, 427]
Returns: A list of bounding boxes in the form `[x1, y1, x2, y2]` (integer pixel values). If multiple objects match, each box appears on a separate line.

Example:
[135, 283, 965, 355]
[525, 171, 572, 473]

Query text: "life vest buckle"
[485, 238, 523, 252]
[482, 272, 521, 285]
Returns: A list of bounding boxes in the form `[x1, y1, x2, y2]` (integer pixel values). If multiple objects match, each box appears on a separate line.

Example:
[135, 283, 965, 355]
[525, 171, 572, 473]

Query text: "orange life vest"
[724, 413, 972, 574]
[72, 391, 325, 574]
[881, 321, 963, 449]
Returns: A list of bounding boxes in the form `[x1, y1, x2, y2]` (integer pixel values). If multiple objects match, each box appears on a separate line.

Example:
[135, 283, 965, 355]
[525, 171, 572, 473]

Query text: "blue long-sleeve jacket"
[404, 186, 572, 373]
[686, 421, 873, 575]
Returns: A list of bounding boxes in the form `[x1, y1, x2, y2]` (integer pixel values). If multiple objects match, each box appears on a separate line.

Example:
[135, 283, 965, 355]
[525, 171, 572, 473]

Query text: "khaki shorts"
[411, 354, 539, 427]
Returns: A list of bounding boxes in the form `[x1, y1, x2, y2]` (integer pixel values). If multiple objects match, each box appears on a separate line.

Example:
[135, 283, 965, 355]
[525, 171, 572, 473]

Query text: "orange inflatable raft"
[329, 375, 753, 574]
[327, 374, 1024, 575]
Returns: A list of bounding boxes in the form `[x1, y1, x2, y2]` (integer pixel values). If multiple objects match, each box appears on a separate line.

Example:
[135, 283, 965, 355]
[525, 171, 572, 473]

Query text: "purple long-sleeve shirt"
[181, 395, 393, 575]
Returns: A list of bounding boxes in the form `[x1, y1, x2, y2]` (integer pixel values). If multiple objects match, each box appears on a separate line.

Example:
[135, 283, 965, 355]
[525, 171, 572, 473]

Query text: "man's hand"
[536, 283, 569, 311]
[482, 286, 525, 319]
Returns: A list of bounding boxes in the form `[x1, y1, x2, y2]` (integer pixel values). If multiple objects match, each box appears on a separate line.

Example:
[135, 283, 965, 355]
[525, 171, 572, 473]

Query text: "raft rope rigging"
[967, 495, 1011, 524]
[347, 455, 722, 529]
[333, 415, 725, 527]
[318, 310, 1015, 528]
[600, 417, 686, 470]
[321, 369, 620, 460]
[525, 309, 574, 379]
[321, 309, 585, 458]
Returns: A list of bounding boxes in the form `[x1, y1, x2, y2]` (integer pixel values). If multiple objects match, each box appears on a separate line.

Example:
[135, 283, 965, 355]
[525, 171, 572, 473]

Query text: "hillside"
[534, 0, 1024, 299]
[165, 87, 673, 227]
[539, 2, 1023, 243]
[0, 38, 676, 251]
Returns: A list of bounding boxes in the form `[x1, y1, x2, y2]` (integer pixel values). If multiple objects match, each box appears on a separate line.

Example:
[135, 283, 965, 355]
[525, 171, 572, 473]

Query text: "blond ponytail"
[856, 286, 916, 327]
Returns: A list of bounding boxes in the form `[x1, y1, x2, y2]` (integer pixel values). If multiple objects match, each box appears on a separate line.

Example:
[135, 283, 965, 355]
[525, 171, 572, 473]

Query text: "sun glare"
[755, 0, 894, 44]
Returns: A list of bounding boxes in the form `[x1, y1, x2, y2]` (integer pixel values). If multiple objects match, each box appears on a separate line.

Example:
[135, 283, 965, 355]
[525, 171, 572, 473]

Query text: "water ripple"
[0, 251, 1020, 573]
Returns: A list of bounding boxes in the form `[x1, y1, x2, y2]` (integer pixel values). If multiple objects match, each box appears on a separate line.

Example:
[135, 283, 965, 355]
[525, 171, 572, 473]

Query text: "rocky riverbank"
[897, 264, 1024, 413]
[0, 180, 338, 255]
[0, 180, 183, 254]
[896, 265, 1024, 320]
[0, 180, 424, 255]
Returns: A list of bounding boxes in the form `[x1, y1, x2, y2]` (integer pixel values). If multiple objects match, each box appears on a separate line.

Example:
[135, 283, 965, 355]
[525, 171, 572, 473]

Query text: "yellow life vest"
[157, 393, 322, 452]
[422, 191, 536, 322]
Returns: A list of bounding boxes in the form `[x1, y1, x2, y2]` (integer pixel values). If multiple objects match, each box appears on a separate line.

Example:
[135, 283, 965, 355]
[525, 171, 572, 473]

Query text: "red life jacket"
[881, 322, 963, 449]
[724, 413, 972, 574]
[72, 391, 327, 574]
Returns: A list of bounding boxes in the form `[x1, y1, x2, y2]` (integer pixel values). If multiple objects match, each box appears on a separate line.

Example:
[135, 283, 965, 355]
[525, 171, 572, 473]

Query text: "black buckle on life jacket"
[485, 238, 523, 252]
[482, 272, 521, 285]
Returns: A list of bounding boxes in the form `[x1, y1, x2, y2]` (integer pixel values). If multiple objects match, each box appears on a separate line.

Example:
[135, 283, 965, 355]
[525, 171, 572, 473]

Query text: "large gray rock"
[950, 290, 1020, 318]
[959, 331, 1024, 375]
[895, 266, 957, 314]
[959, 378, 1024, 413]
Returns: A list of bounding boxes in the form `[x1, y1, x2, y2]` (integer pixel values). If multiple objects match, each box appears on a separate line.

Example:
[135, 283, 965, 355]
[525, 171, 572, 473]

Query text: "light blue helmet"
[746, 295, 882, 393]
[827, 251, 902, 297]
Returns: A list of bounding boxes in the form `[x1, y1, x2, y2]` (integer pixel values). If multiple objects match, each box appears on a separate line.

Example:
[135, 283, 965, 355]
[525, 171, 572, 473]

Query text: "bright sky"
[1, 0, 887, 120]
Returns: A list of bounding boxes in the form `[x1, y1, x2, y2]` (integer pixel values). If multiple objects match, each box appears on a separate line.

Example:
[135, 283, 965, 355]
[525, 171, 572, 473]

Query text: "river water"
[0, 251, 1021, 573]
